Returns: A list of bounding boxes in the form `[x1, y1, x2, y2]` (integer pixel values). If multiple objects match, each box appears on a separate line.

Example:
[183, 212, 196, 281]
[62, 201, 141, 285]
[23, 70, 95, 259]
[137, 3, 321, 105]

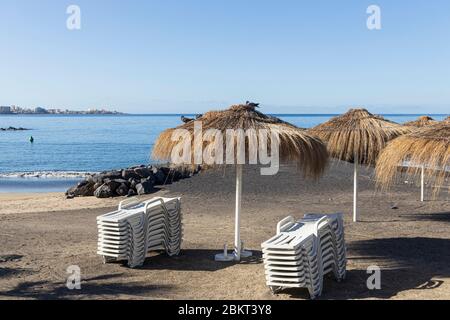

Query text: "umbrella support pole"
[421, 165, 425, 202]
[353, 155, 359, 223]
[215, 165, 252, 262]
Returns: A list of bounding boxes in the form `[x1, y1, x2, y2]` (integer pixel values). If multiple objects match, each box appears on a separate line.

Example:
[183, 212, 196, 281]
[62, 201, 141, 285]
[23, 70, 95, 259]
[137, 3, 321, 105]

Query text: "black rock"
[65, 164, 199, 198]
[93, 182, 103, 191]
[151, 167, 166, 185]
[94, 184, 115, 198]
[105, 179, 121, 192]
[136, 179, 155, 195]
[66, 180, 95, 197]
[159, 166, 171, 176]
[77, 180, 90, 188]
[130, 164, 146, 170]
[169, 169, 181, 182]
[93, 171, 122, 184]
[0, 127, 30, 131]
[179, 167, 192, 179]
[92, 175, 103, 184]
[141, 175, 156, 185]
[113, 179, 129, 186]
[129, 178, 139, 190]
[122, 169, 141, 180]
[115, 183, 129, 197]
[134, 167, 152, 178]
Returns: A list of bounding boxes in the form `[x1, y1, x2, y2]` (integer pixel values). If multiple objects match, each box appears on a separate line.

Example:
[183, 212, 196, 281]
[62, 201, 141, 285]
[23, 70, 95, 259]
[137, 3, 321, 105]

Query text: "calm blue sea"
[0, 114, 447, 192]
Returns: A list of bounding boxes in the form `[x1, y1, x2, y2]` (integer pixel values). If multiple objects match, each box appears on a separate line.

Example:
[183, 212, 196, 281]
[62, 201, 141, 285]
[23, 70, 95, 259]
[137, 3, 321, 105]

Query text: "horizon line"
[2, 113, 448, 116]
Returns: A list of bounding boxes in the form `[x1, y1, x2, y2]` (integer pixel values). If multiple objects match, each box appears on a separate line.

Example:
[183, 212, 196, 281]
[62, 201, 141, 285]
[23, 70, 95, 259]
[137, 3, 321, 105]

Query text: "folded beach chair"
[97, 197, 183, 268]
[261, 213, 346, 299]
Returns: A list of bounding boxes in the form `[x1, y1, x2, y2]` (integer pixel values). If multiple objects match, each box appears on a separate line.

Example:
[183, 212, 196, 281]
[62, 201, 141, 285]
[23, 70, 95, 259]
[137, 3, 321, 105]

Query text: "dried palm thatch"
[375, 122, 450, 196]
[445, 116, 450, 122]
[152, 104, 328, 178]
[404, 116, 439, 128]
[308, 108, 412, 165]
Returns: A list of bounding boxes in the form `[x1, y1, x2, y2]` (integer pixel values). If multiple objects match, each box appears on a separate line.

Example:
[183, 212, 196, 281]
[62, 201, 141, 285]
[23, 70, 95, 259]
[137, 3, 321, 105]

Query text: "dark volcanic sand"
[0, 161, 449, 300]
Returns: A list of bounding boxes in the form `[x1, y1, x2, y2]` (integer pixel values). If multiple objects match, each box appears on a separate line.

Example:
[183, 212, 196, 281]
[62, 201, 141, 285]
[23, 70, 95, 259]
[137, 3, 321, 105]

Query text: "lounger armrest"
[277, 216, 295, 234]
[144, 197, 170, 217]
[118, 198, 141, 210]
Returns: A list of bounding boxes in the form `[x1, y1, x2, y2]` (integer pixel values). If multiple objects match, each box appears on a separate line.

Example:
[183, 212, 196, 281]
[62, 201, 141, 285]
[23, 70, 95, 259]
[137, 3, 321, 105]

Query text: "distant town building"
[34, 107, 48, 114]
[0, 104, 122, 115]
[0, 106, 12, 114]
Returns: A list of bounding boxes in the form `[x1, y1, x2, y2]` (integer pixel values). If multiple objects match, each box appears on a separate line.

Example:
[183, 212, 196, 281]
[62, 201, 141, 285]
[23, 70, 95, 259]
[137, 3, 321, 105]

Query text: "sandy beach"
[0, 161, 449, 300]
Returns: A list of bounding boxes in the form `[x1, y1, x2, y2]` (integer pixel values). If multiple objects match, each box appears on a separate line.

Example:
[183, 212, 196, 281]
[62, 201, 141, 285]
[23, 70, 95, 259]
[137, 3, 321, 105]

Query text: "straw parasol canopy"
[153, 104, 328, 177]
[152, 103, 328, 261]
[308, 108, 412, 222]
[309, 108, 412, 165]
[404, 116, 439, 128]
[444, 116, 450, 122]
[376, 122, 450, 198]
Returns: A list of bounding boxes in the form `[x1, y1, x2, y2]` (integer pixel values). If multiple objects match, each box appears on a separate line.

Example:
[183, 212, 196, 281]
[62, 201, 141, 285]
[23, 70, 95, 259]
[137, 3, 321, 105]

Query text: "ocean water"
[0, 114, 447, 192]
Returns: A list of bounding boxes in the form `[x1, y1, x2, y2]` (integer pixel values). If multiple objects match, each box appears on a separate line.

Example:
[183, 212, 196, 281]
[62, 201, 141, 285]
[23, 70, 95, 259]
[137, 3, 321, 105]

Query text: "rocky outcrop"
[66, 180, 96, 197]
[66, 164, 200, 199]
[0, 127, 30, 131]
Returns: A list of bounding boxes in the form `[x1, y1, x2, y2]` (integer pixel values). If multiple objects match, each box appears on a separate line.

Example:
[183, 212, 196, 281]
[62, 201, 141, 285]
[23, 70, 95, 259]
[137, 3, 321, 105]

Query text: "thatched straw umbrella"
[402, 116, 440, 200]
[152, 103, 328, 261]
[404, 116, 439, 128]
[309, 108, 412, 222]
[376, 122, 450, 201]
[444, 116, 450, 122]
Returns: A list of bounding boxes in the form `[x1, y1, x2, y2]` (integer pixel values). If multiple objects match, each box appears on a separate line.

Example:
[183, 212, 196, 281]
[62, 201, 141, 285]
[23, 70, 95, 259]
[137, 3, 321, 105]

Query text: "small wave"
[0, 171, 97, 179]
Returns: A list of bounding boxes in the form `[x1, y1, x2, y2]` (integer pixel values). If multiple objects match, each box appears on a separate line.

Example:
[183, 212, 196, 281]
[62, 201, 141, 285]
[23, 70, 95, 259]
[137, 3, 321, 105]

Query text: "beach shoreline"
[0, 162, 449, 299]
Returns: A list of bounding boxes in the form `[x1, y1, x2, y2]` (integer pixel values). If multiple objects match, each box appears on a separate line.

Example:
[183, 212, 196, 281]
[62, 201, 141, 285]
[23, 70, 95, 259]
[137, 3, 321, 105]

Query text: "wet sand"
[0, 161, 449, 300]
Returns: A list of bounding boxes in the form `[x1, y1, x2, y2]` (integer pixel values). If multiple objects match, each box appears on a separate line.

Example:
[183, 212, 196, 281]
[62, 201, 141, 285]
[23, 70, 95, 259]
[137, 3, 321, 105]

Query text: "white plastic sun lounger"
[97, 196, 183, 268]
[261, 213, 346, 299]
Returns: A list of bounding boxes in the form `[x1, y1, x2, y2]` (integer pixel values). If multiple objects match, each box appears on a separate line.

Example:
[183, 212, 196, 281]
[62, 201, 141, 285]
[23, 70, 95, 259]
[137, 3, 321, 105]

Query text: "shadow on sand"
[291, 237, 450, 300]
[399, 211, 450, 223]
[1, 250, 263, 299]
[0, 273, 174, 300]
[4, 237, 449, 299]
[140, 249, 263, 272]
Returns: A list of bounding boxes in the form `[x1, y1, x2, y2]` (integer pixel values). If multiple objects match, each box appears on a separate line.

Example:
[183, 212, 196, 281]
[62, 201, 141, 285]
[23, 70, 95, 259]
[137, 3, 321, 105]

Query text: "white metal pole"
[353, 154, 359, 223]
[421, 165, 425, 202]
[234, 165, 243, 261]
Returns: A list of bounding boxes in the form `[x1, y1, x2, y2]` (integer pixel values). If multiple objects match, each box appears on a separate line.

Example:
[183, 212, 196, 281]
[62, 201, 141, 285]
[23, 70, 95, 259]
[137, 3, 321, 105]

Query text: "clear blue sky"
[1, 0, 449, 114]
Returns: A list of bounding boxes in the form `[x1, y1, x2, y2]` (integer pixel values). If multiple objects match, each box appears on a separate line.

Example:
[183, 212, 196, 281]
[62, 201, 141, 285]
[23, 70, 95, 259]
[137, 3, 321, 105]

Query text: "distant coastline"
[0, 105, 123, 115]
[2, 113, 447, 117]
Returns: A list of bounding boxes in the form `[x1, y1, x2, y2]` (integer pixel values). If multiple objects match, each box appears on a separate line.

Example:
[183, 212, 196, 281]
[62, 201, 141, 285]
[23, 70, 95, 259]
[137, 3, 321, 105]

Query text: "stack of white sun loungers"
[261, 213, 346, 299]
[97, 197, 182, 268]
